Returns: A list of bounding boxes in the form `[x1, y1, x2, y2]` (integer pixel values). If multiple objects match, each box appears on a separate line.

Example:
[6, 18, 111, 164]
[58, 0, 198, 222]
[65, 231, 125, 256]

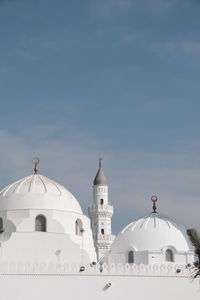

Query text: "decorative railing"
[89, 204, 113, 212]
[96, 234, 115, 242]
[0, 262, 193, 277]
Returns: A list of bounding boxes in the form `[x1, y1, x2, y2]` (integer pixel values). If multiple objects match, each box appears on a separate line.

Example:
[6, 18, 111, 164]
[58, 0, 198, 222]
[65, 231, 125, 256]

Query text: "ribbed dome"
[0, 174, 82, 213]
[111, 212, 192, 253]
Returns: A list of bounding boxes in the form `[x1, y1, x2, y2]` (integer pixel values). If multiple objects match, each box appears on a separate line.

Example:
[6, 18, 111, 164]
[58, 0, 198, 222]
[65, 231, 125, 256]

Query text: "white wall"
[0, 209, 97, 264]
[0, 273, 198, 300]
[0, 232, 95, 264]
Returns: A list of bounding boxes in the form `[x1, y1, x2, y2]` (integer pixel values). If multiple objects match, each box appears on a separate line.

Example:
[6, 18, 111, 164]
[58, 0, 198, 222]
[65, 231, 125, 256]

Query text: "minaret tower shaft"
[88, 158, 114, 260]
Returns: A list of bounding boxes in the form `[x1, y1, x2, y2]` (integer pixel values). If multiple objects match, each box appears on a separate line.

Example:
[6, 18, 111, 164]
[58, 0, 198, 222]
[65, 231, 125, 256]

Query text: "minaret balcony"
[89, 203, 113, 213]
[96, 233, 115, 243]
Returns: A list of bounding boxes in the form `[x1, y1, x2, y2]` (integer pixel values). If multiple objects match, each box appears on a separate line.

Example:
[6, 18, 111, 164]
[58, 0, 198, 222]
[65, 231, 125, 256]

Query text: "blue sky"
[0, 0, 200, 233]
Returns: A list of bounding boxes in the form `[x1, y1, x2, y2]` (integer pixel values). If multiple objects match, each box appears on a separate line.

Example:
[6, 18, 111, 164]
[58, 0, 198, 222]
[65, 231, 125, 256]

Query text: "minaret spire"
[98, 157, 102, 168]
[93, 157, 108, 186]
[88, 158, 114, 261]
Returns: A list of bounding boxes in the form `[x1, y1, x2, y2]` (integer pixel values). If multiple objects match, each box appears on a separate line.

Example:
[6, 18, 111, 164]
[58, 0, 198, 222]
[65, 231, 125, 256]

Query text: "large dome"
[0, 174, 82, 213]
[111, 212, 192, 253]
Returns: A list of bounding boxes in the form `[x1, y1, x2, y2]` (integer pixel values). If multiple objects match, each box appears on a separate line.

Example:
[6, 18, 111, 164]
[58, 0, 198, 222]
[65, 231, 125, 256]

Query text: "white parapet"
[0, 262, 195, 277]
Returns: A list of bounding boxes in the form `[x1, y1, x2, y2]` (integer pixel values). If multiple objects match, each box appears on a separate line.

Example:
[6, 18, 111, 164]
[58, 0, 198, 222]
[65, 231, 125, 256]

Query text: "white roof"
[0, 174, 82, 214]
[111, 212, 192, 253]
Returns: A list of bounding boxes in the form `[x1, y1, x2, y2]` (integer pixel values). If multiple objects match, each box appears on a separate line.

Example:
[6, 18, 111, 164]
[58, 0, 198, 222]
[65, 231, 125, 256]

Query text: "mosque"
[0, 158, 198, 300]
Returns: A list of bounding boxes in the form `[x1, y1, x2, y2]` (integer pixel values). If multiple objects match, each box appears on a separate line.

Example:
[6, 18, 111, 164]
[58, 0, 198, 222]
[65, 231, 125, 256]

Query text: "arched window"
[128, 251, 134, 263]
[0, 218, 3, 233]
[35, 215, 46, 232]
[75, 219, 83, 236]
[165, 249, 174, 262]
[101, 228, 104, 235]
[100, 199, 104, 205]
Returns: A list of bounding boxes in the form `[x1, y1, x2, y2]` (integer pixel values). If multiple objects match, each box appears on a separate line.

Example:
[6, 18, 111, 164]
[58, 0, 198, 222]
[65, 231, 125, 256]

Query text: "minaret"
[88, 158, 114, 261]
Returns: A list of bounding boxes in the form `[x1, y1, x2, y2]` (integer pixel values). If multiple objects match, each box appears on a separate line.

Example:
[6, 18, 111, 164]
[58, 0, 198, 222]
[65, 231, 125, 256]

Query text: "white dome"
[111, 212, 191, 253]
[0, 174, 82, 213]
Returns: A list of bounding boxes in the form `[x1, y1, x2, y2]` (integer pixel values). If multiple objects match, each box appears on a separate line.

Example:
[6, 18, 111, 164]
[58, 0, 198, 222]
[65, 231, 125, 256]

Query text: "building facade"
[0, 158, 198, 300]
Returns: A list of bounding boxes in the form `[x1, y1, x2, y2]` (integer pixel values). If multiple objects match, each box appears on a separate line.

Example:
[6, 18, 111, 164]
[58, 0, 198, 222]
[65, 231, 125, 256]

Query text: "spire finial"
[151, 195, 158, 213]
[32, 158, 40, 174]
[98, 157, 102, 168]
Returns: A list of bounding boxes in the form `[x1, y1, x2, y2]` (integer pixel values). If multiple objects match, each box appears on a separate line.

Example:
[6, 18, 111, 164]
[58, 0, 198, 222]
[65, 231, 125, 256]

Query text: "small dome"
[0, 174, 82, 213]
[93, 167, 108, 186]
[111, 212, 192, 253]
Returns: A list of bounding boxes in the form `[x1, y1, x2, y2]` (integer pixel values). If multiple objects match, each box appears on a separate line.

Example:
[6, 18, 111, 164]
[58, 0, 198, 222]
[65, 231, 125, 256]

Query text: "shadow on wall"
[0, 218, 16, 242]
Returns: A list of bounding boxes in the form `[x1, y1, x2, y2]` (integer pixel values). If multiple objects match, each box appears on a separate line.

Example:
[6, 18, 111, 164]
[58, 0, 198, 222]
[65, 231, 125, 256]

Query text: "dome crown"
[1, 174, 63, 196]
[0, 174, 82, 213]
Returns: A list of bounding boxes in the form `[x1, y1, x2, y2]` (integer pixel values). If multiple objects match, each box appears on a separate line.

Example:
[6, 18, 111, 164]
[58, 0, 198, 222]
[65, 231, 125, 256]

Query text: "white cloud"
[88, 0, 136, 19]
[150, 40, 200, 60]
[180, 41, 200, 56]
[144, 0, 176, 12]
[88, 0, 179, 19]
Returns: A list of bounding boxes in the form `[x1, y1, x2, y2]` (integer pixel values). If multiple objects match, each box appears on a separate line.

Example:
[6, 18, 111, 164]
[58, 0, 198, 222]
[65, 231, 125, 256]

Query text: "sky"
[0, 0, 200, 233]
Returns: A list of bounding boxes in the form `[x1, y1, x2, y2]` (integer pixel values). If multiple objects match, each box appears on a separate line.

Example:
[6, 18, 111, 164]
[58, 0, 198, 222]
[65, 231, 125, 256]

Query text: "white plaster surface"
[0, 273, 198, 300]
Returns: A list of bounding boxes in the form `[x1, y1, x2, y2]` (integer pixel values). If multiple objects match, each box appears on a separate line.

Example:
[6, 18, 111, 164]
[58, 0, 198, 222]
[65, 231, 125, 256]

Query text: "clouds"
[180, 41, 200, 56]
[88, 0, 181, 19]
[151, 40, 200, 59]
[88, 0, 134, 18]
